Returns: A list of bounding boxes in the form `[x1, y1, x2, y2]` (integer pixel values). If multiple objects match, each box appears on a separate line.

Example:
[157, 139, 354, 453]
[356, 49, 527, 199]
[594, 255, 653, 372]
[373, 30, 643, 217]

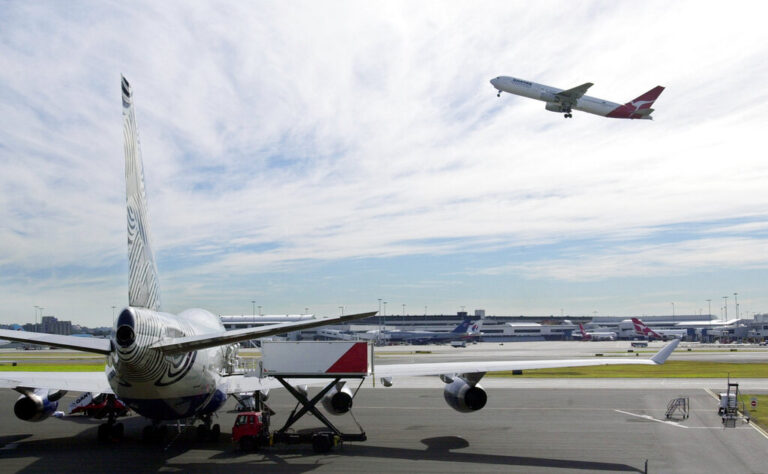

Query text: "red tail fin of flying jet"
[606, 85, 665, 119]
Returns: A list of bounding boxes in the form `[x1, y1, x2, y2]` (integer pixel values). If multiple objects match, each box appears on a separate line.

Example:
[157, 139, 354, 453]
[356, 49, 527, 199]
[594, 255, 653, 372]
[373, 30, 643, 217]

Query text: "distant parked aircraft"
[490, 76, 664, 119]
[631, 318, 685, 341]
[578, 323, 616, 341]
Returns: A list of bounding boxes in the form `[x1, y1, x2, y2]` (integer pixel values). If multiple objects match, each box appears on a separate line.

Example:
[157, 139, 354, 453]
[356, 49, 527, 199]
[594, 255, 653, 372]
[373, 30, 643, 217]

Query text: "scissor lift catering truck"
[234, 341, 372, 453]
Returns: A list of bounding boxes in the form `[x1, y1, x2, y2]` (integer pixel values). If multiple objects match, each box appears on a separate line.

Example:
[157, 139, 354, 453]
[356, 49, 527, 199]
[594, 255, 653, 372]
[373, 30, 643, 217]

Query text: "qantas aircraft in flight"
[490, 76, 665, 119]
[0, 77, 679, 445]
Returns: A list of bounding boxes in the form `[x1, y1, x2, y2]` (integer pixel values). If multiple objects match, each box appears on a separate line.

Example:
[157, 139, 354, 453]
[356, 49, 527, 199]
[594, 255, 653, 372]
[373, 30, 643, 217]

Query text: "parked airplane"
[0, 77, 679, 445]
[631, 318, 685, 341]
[361, 320, 480, 344]
[0, 76, 375, 442]
[490, 76, 664, 119]
[578, 323, 617, 341]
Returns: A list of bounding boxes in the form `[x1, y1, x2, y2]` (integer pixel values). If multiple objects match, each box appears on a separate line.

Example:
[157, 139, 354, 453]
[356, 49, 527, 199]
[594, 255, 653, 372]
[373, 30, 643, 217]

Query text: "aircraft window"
[249, 415, 255, 424]
[235, 415, 247, 425]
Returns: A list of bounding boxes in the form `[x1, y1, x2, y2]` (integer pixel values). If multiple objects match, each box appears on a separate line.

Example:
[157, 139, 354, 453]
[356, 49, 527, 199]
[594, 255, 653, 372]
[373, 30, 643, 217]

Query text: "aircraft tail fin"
[451, 320, 472, 334]
[122, 75, 162, 311]
[631, 317, 662, 339]
[625, 86, 665, 112]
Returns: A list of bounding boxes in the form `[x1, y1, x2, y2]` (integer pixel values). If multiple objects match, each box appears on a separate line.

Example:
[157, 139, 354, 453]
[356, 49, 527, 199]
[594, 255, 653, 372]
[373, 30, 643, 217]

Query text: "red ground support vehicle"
[232, 409, 346, 453]
[232, 411, 270, 451]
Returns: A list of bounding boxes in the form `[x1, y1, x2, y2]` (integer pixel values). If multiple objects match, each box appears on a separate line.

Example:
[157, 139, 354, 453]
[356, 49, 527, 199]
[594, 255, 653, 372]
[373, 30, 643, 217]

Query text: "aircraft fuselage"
[107, 307, 233, 420]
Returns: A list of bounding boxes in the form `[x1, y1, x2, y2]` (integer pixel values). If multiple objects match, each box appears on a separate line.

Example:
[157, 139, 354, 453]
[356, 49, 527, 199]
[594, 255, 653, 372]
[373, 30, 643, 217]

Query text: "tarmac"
[0, 342, 767, 473]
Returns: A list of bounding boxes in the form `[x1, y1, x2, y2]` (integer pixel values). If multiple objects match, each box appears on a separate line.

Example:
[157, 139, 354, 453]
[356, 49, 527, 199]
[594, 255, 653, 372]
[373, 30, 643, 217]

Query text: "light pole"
[258, 305, 262, 316]
[402, 304, 406, 316]
[305, 307, 309, 314]
[339, 306, 344, 316]
[734, 292, 739, 319]
[706, 299, 712, 318]
[251, 300, 255, 317]
[671, 302, 675, 320]
[722, 296, 728, 322]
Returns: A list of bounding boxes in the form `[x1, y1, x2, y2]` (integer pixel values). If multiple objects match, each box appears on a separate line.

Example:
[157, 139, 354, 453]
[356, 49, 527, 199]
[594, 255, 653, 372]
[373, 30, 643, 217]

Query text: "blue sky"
[2, 1, 767, 326]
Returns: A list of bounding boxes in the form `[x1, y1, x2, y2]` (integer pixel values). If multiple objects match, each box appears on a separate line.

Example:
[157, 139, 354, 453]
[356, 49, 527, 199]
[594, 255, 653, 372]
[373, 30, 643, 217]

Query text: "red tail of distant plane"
[631, 318, 663, 340]
[578, 323, 592, 341]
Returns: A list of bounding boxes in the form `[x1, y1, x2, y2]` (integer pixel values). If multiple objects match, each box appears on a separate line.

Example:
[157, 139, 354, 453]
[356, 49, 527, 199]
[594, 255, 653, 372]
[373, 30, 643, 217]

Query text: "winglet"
[650, 339, 679, 364]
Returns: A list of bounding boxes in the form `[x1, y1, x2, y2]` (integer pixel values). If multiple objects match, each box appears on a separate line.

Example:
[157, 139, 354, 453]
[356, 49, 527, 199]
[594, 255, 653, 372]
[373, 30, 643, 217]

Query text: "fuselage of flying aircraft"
[490, 76, 665, 119]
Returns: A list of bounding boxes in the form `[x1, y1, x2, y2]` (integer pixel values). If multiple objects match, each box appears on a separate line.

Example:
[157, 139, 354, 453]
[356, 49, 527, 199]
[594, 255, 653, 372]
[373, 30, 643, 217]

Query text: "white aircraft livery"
[490, 76, 665, 119]
[0, 77, 680, 445]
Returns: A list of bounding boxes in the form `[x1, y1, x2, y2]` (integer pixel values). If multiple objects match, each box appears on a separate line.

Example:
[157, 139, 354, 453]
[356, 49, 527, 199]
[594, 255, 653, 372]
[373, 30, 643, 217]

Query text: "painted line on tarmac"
[614, 409, 689, 428]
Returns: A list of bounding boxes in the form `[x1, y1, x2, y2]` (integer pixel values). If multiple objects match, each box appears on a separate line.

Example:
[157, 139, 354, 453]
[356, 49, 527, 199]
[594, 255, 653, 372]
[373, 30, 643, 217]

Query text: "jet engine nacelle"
[443, 377, 487, 413]
[321, 382, 353, 415]
[14, 389, 67, 422]
[545, 102, 565, 113]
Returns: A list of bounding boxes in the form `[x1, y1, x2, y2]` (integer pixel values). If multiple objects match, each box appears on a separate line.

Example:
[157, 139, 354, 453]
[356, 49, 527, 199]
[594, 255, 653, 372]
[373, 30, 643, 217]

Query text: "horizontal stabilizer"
[635, 108, 654, 116]
[0, 329, 111, 355]
[152, 311, 377, 355]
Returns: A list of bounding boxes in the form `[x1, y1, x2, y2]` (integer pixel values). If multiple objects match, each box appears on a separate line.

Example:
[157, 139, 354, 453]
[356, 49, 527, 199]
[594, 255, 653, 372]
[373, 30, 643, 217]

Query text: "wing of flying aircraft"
[555, 82, 593, 102]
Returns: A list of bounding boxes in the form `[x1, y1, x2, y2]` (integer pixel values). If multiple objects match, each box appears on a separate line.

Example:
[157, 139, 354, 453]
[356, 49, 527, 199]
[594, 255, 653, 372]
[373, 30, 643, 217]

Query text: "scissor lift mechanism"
[272, 375, 367, 443]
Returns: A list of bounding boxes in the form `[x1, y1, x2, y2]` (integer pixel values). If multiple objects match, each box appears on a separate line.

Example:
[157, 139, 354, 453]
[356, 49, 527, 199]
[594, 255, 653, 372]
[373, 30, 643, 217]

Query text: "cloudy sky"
[2, 1, 767, 326]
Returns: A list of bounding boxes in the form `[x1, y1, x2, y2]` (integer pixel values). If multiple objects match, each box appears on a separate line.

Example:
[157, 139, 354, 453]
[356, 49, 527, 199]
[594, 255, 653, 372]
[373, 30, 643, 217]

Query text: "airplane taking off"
[0, 77, 680, 445]
[490, 76, 664, 119]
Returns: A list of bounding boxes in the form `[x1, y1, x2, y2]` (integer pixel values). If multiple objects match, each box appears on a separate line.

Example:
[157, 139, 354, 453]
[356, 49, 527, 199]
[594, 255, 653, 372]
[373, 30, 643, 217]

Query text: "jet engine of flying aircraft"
[0, 77, 680, 445]
[490, 76, 664, 119]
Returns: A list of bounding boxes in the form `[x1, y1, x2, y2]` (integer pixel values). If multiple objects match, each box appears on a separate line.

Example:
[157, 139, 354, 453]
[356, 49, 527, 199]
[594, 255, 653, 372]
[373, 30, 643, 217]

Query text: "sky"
[1, 1, 767, 327]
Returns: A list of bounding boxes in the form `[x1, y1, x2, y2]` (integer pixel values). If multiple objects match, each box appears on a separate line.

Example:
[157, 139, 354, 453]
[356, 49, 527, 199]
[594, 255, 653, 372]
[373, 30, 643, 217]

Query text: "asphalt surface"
[1, 342, 767, 472]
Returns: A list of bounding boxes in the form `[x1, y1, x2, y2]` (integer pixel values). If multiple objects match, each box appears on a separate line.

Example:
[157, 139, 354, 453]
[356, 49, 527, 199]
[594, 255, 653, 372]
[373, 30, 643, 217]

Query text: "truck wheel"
[240, 436, 255, 452]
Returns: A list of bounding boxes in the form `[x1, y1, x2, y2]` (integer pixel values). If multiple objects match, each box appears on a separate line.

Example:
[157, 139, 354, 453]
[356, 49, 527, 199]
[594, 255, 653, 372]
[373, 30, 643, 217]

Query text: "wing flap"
[0, 329, 111, 354]
[152, 311, 377, 355]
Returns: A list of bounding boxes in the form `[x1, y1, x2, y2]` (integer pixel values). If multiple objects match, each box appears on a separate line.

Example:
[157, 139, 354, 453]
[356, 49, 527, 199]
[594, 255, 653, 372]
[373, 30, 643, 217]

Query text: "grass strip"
[489, 361, 768, 378]
[742, 394, 768, 432]
[0, 363, 105, 372]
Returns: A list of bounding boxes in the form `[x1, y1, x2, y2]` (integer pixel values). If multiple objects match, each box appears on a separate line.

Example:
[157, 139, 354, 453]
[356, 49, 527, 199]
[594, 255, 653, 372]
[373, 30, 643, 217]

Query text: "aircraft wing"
[0, 372, 113, 394]
[375, 339, 678, 378]
[555, 82, 593, 102]
[151, 311, 378, 356]
[0, 329, 111, 355]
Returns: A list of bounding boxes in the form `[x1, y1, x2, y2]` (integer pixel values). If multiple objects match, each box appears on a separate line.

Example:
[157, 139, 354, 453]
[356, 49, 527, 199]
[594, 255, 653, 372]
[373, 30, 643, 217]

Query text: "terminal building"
[221, 310, 767, 344]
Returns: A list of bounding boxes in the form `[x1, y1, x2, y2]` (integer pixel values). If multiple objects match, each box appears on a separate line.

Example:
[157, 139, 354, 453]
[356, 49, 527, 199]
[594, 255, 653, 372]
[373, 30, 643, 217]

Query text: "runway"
[0, 384, 766, 473]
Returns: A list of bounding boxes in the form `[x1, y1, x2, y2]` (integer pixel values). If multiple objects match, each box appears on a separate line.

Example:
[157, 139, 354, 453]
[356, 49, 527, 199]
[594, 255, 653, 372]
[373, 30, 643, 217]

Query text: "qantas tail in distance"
[631, 318, 662, 340]
[578, 323, 591, 340]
